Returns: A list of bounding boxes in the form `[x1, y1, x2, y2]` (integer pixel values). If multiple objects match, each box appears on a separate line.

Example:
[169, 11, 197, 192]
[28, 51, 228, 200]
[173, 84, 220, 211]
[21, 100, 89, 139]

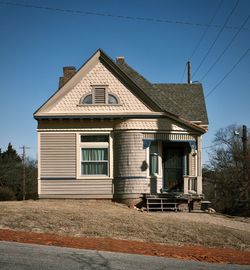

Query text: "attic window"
[81, 88, 119, 105]
[82, 94, 92, 104]
[108, 94, 118, 104]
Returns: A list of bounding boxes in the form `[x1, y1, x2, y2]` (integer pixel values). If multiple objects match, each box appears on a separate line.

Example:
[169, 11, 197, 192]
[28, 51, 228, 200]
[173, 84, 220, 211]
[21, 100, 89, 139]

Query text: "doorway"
[163, 144, 184, 192]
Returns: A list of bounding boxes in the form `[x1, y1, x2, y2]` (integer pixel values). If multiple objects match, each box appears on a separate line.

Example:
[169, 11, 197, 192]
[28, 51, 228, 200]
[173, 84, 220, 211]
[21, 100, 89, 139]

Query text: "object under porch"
[143, 193, 204, 212]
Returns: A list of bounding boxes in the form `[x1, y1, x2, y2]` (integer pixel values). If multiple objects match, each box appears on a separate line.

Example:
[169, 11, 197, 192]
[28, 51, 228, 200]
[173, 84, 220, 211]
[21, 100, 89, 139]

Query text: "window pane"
[150, 155, 158, 174]
[150, 142, 158, 175]
[82, 148, 108, 161]
[82, 94, 92, 104]
[81, 162, 108, 175]
[81, 135, 109, 142]
[108, 94, 118, 104]
[150, 142, 158, 155]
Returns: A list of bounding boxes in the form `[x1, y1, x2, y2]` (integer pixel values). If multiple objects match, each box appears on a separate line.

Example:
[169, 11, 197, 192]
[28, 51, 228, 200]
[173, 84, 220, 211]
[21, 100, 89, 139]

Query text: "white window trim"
[146, 141, 162, 178]
[78, 85, 120, 106]
[76, 132, 113, 179]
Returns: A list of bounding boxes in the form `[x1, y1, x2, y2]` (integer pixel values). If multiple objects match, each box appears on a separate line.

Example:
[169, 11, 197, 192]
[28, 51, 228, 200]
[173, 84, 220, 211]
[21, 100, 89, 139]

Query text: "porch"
[143, 184, 204, 212]
[145, 134, 203, 196]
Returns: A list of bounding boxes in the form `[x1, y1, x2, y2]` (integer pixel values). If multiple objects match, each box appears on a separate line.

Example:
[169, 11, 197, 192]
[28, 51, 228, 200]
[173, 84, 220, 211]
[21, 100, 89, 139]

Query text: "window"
[81, 148, 108, 175]
[80, 135, 109, 176]
[81, 87, 119, 105]
[108, 94, 118, 104]
[82, 94, 92, 104]
[149, 142, 159, 175]
[81, 135, 109, 142]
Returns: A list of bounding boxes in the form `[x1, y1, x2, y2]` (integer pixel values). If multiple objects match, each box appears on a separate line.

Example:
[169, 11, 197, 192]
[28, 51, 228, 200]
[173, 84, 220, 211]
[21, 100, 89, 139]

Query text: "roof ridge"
[115, 61, 184, 116]
[153, 83, 202, 86]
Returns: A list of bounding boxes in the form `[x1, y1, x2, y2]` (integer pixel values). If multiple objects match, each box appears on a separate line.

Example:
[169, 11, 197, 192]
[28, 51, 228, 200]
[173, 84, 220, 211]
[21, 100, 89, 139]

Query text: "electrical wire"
[192, 0, 240, 79]
[205, 49, 250, 98]
[202, 144, 220, 149]
[200, 15, 249, 82]
[0, 0, 247, 30]
[180, 62, 187, 82]
[189, 0, 224, 60]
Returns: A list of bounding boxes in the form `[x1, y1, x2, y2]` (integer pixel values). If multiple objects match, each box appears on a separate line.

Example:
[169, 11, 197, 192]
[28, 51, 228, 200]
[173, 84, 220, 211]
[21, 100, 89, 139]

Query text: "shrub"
[0, 187, 16, 201]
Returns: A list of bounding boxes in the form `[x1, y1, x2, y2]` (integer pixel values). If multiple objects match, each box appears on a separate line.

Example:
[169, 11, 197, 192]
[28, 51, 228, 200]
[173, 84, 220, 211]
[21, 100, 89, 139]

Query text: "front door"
[163, 146, 184, 192]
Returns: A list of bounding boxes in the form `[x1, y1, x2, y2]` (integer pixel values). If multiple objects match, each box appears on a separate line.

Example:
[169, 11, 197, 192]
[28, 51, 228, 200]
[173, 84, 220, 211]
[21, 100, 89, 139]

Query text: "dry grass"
[0, 200, 249, 250]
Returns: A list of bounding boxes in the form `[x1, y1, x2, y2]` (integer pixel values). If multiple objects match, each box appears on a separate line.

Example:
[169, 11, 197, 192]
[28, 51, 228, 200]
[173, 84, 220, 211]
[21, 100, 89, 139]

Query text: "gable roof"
[115, 60, 208, 125]
[34, 49, 208, 132]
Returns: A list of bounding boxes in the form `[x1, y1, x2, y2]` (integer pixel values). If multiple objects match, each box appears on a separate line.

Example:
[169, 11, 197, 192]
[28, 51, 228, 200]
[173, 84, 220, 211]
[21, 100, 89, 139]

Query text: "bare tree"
[204, 124, 250, 216]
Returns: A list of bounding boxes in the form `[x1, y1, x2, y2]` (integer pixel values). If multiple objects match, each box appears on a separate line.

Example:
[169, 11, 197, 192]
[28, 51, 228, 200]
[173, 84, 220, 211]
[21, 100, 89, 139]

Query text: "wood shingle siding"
[114, 178, 150, 199]
[40, 133, 76, 178]
[113, 132, 149, 198]
[34, 50, 208, 202]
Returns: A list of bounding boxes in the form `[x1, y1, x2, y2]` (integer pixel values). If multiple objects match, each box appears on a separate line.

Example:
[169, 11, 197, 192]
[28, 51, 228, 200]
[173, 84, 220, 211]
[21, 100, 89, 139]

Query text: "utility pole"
[20, 145, 30, 200]
[242, 125, 249, 203]
[187, 60, 191, 84]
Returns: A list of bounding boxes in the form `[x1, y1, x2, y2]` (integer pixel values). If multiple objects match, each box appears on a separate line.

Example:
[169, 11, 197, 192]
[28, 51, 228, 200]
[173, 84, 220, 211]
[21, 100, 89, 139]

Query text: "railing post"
[184, 176, 189, 194]
[196, 176, 202, 194]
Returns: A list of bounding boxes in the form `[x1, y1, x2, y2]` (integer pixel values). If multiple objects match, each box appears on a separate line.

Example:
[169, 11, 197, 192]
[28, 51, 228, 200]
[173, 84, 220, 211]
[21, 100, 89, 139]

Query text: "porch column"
[196, 136, 202, 194]
[183, 176, 189, 194]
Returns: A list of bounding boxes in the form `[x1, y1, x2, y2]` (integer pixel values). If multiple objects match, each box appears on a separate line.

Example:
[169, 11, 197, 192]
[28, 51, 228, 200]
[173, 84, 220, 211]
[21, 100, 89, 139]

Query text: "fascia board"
[34, 49, 101, 116]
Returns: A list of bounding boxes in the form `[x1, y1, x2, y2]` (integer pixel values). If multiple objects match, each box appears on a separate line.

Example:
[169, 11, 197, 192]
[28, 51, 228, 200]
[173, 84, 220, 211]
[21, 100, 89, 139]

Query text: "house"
[34, 49, 208, 206]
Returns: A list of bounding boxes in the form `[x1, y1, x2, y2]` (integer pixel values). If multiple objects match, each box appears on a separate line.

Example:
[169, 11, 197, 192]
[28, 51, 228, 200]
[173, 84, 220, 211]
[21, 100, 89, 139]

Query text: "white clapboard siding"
[40, 179, 113, 198]
[40, 133, 76, 178]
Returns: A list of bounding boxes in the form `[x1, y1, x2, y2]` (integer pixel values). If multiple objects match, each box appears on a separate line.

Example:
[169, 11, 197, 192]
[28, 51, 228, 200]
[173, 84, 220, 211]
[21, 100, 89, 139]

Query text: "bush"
[0, 187, 16, 201]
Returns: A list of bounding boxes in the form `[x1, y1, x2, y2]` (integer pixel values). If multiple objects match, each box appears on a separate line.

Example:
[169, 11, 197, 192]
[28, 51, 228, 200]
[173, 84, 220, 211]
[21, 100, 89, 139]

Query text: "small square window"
[81, 135, 109, 142]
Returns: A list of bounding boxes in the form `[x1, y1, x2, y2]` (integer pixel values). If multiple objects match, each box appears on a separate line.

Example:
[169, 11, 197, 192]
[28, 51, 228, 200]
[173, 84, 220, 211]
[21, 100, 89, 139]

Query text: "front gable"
[34, 49, 207, 134]
[35, 50, 156, 117]
[50, 61, 153, 114]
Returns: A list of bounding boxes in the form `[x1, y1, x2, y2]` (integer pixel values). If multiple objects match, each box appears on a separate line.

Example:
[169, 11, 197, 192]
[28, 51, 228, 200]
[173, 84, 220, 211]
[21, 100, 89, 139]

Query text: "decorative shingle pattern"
[50, 62, 152, 113]
[114, 119, 187, 131]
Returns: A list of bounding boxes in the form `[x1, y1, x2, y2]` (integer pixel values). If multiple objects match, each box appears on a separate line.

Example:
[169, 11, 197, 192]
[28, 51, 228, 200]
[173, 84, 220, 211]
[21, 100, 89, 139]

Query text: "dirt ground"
[0, 228, 250, 265]
[0, 200, 250, 264]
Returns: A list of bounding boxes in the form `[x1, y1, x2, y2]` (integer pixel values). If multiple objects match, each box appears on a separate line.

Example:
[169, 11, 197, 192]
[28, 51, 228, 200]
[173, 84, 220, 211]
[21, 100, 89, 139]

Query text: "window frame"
[149, 142, 159, 175]
[82, 94, 93, 104]
[146, 141, 162, 178]
[77, 132, 113, 179]
[81, 146, 109, 176]
[79, 86, 120, 106]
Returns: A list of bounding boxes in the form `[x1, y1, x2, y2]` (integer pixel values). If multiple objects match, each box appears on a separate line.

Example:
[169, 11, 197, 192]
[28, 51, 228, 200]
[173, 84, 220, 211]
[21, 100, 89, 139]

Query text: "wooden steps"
[146, 197, 179, 212]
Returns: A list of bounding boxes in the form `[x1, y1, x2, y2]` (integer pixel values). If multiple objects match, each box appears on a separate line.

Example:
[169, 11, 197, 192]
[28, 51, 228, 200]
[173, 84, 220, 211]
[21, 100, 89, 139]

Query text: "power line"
[205, 49, 250, 98]
[200, 15, 249, 82]
[0, 0, 247, 30]
[189, 0, 224, 60]
[202, 143, 220, 149]
[192, 0, 240, 79]
[180, 62, 187, 82]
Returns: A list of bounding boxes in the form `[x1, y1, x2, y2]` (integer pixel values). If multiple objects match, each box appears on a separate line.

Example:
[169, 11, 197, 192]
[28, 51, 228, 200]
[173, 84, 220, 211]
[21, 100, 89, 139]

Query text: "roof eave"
[163, 110, 207, 133]
[99, 50, 162, 112]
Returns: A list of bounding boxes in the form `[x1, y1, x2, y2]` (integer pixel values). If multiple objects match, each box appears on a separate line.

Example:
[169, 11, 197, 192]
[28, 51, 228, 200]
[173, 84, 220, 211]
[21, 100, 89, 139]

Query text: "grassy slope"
[0, 200, 249, 250]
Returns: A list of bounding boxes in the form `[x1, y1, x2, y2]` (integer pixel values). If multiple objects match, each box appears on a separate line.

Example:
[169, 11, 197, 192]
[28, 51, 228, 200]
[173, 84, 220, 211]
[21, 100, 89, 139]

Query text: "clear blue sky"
[0, 0, 249, 164]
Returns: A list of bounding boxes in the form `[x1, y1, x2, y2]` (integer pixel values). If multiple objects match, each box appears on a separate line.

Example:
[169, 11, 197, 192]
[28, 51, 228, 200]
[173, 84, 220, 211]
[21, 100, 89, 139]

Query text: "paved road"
[0, 241, 249, 270]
